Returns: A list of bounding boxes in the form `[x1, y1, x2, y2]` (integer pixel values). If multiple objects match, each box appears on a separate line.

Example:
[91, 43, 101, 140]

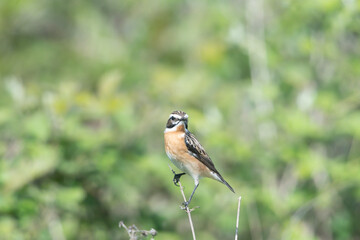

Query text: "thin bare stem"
[168, 165, 196, 240]
[179, 181, 196, 240]
[235, 196, 242, 240]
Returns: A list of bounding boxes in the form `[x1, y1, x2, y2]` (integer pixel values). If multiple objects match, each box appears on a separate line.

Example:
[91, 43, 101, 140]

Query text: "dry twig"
[168, 165, 197, 240]
[119, 221, 157, 240]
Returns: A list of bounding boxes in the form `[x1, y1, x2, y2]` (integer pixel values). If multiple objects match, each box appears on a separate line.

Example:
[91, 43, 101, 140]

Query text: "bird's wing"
[185, 131, 236, 193]
[184, 131, 218, 173]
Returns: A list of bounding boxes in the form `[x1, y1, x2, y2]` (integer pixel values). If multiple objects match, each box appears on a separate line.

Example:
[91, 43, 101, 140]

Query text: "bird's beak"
[181, 119, 188, 129]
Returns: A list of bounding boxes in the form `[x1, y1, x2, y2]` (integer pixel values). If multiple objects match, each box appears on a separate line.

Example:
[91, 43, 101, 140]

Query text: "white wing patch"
[210, 171, 222, 182]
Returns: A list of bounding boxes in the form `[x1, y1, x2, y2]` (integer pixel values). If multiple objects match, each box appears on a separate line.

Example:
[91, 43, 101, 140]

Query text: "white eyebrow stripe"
[169, 113, 188, 119]
[169, 114, 181, 119]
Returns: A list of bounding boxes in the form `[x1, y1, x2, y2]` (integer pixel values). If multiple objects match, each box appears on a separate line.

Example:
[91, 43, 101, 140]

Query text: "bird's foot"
[180, 202, 199, 212]
[173, 173, 186, 186]
[182, 201, 190, 208]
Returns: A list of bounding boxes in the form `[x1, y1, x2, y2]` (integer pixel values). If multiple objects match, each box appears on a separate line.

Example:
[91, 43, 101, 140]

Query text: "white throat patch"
[164, 122, 185, 133]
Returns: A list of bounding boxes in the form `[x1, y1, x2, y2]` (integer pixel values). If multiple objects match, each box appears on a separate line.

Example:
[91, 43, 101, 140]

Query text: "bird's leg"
[182, 183, 199, 207]
[173, 173, 186, 186]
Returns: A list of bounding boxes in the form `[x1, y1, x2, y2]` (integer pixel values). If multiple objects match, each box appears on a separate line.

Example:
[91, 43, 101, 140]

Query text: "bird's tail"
[217, 173, 235, 193]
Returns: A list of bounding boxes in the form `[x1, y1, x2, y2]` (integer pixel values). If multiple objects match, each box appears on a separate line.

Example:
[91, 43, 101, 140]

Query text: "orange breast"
[164, 131, 188, 161]
[164, 128, 213, 179]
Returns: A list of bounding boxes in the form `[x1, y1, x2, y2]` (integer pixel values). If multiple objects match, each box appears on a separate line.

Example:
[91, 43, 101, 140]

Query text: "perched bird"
[164, 110, 234, 207]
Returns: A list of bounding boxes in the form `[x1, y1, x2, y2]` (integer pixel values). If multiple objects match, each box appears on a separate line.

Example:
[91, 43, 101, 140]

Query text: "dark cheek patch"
[166, 120, 176, 128]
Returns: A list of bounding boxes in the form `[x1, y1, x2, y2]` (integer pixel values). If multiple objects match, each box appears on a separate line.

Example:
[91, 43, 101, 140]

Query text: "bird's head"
[165, 110, 189, 132]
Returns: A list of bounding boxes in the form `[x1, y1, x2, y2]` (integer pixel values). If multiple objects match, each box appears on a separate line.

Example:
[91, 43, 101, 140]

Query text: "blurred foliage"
[1, 0, 360, 239]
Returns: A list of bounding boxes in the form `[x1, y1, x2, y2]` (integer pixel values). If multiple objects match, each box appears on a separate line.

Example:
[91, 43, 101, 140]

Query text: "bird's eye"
[170, 116, 175, 121]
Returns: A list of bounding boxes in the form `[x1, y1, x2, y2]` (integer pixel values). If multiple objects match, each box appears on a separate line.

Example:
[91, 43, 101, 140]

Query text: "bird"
[164, 110, 235, 207]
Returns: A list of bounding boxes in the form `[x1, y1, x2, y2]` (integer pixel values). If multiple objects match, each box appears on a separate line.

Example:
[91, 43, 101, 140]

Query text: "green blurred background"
[1, 0, 360, 239]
